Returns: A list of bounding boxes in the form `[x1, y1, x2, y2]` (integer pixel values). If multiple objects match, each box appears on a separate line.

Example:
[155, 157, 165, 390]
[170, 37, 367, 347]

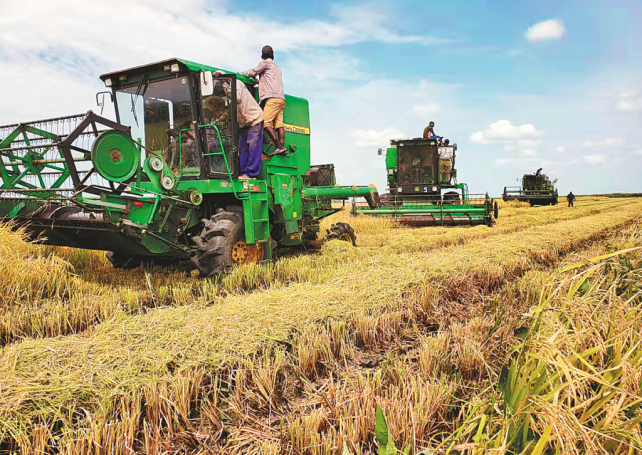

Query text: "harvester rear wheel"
[326, 222, 357, 246]
[191, 208, 263, 277]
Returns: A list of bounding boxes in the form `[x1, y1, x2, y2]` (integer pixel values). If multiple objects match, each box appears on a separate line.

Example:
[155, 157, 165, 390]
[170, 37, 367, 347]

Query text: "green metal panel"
[385, 147, 397, 170]
[302, 185, 377, 200]
[356, 203, 493, 227]
[283, 95, 311, 175]
[272, 174, 294, 220]
[242, 191, 270, 244]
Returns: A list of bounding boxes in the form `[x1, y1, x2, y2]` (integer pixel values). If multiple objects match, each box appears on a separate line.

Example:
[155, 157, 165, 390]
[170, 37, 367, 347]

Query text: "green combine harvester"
[356, 138, 497, 226]
[0, 58, 379, 276]
[503, 170, 558, 206]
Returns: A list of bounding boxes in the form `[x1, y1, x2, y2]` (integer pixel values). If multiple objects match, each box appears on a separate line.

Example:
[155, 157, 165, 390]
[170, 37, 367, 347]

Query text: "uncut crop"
[0, 196, 641, 454]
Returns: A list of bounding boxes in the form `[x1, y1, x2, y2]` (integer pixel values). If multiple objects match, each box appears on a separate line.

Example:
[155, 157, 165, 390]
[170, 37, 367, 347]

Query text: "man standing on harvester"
[242, 46, 287, 155]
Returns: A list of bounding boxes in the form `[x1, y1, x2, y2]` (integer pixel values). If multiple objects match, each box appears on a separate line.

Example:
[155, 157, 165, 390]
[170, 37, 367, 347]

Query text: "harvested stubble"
[1, 198, 641, 453]
[2, 197, 634, 347]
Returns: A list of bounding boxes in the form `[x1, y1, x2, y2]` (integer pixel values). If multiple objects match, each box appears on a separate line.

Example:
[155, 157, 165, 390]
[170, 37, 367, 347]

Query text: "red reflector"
[133, 201, 144, 208]
[306, 171, 311, 175]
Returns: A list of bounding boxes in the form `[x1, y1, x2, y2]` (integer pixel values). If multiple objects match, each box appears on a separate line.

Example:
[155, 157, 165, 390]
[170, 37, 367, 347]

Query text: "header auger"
[0, 58, 379, 276]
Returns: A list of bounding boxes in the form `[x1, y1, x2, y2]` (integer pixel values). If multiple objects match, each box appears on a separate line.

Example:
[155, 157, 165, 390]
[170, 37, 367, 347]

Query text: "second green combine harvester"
[0, 58, 379, 276]
[502, 170, 558, 206]
[356, 137, 497, 226]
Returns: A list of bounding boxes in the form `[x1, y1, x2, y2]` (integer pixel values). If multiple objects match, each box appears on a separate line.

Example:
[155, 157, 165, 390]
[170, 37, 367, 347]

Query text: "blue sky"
[0, 0, 640, 195]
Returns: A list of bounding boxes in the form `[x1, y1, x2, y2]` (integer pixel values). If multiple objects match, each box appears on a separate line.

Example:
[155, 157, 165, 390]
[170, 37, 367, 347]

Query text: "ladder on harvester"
[198, 124, 271, 253]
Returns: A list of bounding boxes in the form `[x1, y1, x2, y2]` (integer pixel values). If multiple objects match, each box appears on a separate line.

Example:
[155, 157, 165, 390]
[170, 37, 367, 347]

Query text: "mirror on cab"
[201, 71, 214, 97]
[95, 91, 114, 116]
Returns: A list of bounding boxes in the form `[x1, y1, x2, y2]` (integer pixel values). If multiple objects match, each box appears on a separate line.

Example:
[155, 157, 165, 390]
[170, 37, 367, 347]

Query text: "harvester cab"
[357, 137, 497, 226]
[0, 58, 379, 276]
[503, 170, 559, 206]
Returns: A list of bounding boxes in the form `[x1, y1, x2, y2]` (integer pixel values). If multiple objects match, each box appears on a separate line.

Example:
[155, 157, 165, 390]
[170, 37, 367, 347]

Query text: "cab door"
[198, 73, 239, 179]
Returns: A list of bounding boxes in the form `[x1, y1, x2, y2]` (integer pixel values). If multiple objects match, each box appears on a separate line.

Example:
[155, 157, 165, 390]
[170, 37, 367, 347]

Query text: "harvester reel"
[192, 208, 263, 277]
[326, 222, 357, 246]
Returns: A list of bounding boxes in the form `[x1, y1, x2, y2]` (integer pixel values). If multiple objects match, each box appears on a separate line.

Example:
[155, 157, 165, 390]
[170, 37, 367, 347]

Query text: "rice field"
[1, 196, 641, 454]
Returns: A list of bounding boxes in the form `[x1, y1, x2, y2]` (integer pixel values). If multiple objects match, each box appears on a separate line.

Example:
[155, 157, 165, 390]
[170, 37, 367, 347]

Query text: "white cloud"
[556, 146, 566, 152]
[584, 154, 608, 165]
[525, 19, 566, 43]
[471, 120, 542, 144]
[583, 137, 625, 148]
[495, 157, 538, 166]
[0, 0, 446, 75]
[413, 104, 441, 118]
[616, 91, 642, 113]
[327, 3, 452, 46]
[353, 127, 406, 148]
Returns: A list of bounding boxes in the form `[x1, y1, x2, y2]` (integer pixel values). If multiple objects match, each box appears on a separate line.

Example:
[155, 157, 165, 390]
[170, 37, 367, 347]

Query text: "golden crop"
[0, 196, 641, 454]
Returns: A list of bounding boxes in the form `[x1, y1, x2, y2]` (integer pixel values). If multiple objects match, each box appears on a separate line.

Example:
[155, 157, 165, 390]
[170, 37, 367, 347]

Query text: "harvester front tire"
[192, 208, 263, 278]
[326, 222, 357, 246]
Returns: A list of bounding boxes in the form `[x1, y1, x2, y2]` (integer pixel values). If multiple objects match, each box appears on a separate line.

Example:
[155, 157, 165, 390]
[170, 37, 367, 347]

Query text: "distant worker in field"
[242, 45, 286, 154]
[567, 192, 575, 207]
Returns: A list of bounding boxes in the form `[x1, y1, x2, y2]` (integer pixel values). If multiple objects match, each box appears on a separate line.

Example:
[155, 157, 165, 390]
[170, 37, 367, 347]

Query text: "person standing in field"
[242, 45, 286, 154]
[567, 192, 575, 207]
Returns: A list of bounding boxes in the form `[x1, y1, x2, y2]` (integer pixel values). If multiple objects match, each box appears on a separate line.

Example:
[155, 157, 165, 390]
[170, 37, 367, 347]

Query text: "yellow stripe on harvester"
[283, 123, 310, 135]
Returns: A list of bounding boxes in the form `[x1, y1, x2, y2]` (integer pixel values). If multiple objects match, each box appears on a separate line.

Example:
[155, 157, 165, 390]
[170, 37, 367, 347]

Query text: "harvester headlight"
[104, 78, 112, 87]
[164, 65, 171, 72]
[170, 63, 180, 73]
[432, 186, 438, 192]
[397, 187, 403, 192]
